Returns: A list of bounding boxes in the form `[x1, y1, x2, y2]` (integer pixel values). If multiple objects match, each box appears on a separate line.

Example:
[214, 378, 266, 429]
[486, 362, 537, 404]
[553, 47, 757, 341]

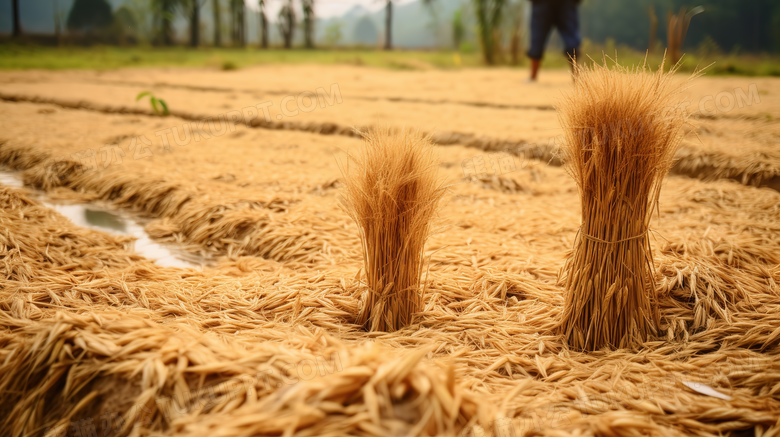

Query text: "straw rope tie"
[578, 226, 649, 245]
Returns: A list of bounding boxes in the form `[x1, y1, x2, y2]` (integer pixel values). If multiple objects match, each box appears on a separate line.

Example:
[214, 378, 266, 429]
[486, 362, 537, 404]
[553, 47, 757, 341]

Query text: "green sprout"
[136, 91, 170, 116]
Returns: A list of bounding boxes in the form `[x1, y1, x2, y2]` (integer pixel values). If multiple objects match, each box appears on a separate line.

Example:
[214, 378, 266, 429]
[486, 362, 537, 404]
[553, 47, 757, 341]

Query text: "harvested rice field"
[1, 64, 780, 437]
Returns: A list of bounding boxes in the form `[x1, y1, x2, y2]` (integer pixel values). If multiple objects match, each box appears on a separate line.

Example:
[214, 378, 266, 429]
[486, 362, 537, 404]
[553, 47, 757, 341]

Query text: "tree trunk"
[384, 0, 392, 50]
[304, 22, 313, 49]
[163, 18, 173, 45]
[474, 0, 506, 65]
[160, 0, 175, 46]
[213, 0, 221, 46]
[475, 0, 493, 64]
[232, 1, 244, 47]
[231, 0, 243, 47]
[510, 28, 519, 65]
[12, 0, 22, 38]
[509, 1, 523, 65]
[260, 11, 268, 48]
[280, 0, 294, 49]
[190, 0, 200, 47]
[239, 2, 245, 46]
[230, 0, 235, 45]
[303, 0, 314, 49]
[287, 1, 294, 48]
[54, 0, 60, 44]
[492, 28, 503, 63]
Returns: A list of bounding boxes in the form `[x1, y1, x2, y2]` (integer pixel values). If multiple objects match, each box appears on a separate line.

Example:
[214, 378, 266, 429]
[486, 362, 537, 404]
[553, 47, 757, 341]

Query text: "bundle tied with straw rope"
[339, 127, 446, 332]
[557, 58, 696, 350]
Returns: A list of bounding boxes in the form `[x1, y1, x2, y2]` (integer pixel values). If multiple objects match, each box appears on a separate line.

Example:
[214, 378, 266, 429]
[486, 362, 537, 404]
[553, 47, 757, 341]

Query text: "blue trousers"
[527, 0, 581, 61]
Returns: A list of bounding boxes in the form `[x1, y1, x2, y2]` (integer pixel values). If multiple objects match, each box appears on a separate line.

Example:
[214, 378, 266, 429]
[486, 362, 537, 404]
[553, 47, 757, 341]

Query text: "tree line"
[6, 0, 779, 57]
[6, 0, 519, 59]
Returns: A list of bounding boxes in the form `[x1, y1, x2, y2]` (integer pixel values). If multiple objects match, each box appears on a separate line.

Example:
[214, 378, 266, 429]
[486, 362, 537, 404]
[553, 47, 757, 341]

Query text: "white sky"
[248, 0, 419, 20]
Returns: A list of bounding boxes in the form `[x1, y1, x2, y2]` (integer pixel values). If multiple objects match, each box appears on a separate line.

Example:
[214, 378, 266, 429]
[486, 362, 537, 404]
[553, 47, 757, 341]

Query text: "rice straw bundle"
[339, 127, 446, 332]
[557, 58, 694, 350]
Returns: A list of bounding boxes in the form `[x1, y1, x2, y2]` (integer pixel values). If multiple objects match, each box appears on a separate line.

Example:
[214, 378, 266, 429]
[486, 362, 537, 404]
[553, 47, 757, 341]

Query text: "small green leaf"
[158, 99, 170, 116]
[150, 96, 160, 114]
[136, 91, 151, 101]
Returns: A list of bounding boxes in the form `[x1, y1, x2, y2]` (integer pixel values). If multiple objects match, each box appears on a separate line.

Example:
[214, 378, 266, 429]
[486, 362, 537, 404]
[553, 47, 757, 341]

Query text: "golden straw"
[339, 127, 446, 332]
[557, 57, 696, 350]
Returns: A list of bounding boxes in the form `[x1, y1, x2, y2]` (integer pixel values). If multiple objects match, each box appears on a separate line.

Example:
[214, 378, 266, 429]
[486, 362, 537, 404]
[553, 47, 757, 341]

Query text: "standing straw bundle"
[339, 127, 446, 332]
[557, 58, 694, 350]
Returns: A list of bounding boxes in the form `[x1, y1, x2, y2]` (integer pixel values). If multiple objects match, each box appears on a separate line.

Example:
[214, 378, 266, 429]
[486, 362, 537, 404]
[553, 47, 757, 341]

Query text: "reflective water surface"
[1, 171, 200, 269]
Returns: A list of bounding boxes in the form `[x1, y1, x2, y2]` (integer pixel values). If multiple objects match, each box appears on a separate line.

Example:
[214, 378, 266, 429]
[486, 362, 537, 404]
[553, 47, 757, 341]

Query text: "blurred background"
[1, 0, 779, 75]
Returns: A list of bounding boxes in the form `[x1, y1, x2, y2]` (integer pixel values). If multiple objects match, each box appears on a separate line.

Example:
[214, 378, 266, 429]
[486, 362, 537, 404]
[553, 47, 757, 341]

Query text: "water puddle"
[48, 203, 199, 269]
[1, 170, 201, 269]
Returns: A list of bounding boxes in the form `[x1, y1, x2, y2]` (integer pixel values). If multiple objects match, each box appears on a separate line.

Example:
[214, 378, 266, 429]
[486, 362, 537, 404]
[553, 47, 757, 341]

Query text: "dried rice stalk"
[339, 127, 446, 332]
[557, 58, 696, 350]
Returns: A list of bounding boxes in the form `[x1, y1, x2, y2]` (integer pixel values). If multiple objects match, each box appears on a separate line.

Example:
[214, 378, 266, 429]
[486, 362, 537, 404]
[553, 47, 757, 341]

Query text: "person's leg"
[530, 58, 541, 80]
[554, 0, 582, 78]
[527, 1, 554, 81]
